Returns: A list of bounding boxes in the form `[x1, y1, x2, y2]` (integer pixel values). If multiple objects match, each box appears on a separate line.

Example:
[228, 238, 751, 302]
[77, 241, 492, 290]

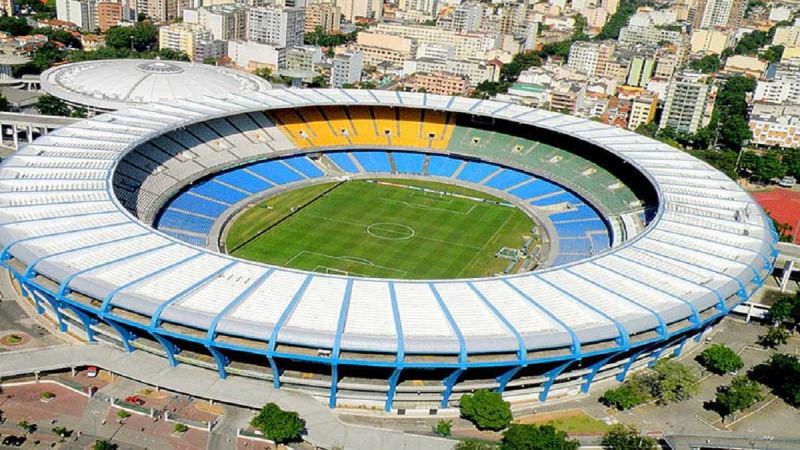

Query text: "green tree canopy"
[751, 353, 800, 406]
[758, 326, 790, 349]
[600, 374, 653, 410]
[596, 0, 640, 40]
[650, 359, 700, 404]
[714, 376, 763, 420]
[768, 292, 800, 331]
[36, 95, 70, 116]
[459, 389, 513, 431]
[697, 344, 744, 375]
[501, 424, 580, 450]
[601, 424, 658, 450]
[0, 16, 32, 36]
[106, 22, 159, 52]
[689, 54, 722, 74]
[250, 403, 304, 444]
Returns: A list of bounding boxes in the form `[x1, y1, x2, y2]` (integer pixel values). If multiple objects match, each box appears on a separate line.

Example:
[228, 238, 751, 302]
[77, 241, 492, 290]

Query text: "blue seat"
[532, 192, 575, 207]
[428, 155, 462, 177]
[327, 152, 359, 173]
[553, 253, 585, 266]
[550, 205, 599, 222]
[190, 180, 248, 204]
[456, 161, 497, 183]
[168, 192, 228, 218]
[591, 233, 611, 251]
[157, 210, 214, 234]
[393, 152, 425, 174]
[248, 160, 304, 184]
[215, 169, 272, 194]
[484, 169, 531, 190]
[558, 238, 592, 254]
[284, 157, 324, 178]
[353, 151, 392, 172]
[509, 180, 560, 200]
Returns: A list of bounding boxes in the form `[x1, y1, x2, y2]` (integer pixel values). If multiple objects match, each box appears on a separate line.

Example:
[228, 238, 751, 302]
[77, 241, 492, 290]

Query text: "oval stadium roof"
[40, 59, 271, 110]
[0, 89, 776, 360]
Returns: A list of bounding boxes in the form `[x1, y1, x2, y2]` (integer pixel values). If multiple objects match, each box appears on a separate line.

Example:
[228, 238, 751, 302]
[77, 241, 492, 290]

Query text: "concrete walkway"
[0, 344, 455, 450]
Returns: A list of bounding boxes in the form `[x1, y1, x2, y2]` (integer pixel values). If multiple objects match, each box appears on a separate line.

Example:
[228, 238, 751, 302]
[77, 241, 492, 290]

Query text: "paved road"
[0, 344, 454, 450]
[665, 433, 800, 450]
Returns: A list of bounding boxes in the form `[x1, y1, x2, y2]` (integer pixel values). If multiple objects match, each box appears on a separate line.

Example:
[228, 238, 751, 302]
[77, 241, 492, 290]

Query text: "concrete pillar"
[745, 303, 754, 323]
[71, 366, 76, 377]
[26, 125, 32, 143]
[34, 371, 40, 382]
[780, 260, 795, 293]
[11, 123, 18, 149]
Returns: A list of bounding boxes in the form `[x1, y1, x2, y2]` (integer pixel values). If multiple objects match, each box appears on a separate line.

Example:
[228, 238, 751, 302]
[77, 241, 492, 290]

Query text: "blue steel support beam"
[61, 302, 98, 342]
[385, 282, 405, 412]
[581, 352, 619, 393]
[151, 332, 181, 367]
[647, 345, 667, 367]
[329, 279, 353, 409]
[539, 360, 573, 402]
[204, 269, 274, 379]
[38, 289, 67, 332]
[496, 366, 524, 393]
[503, 280, 581, 355]
[672, 335, 690, 357]
[17, 279, 45, 314]
[103, 317, 134, 352]
[267, 275, 313, 389]
[616, 347, 650, 382]
[429, 284, 468, 408]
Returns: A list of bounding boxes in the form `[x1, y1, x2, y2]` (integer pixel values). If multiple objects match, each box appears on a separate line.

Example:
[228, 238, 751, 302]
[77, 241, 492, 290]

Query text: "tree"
[601, 424, 657, 450]
[36, 95, 71, 116]
[92, 440, 116, 450]
[471, 81, 511, 99]
[0, 93, 11, 112]
[455, 440, 498, 450]
[433, 419, 452, 437]
[758, 326, 790, 349]
[697, 344, 744, 375]
[744, 151, 785, 183]
[459, 389, 513, 431]
[734, 30, 770, 56]
[760, 45, 784, 63]
[250, 403, 304, 444]
[689, 54, 722, 74]
[596, 0, 640, 40]
[501, 424, 580, 450]
[750, 353, 800, 407]
[253, 66, 272, 80]
[202, 57, 217, 65]
[116, 410, 131, 421]
[106, 22, 158, 51]
[650, 359, 700, 404]
[600, 377, 652, 410]
[0, 16, 32, 36]
[17, 420, 36, 435]
[768, 292, 800, 332]
[714, 376, 763, 421]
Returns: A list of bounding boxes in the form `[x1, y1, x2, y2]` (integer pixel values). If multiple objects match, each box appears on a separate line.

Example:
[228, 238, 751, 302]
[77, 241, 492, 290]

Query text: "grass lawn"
[226, 179, 534, 279]
[514, 409, 612, 435]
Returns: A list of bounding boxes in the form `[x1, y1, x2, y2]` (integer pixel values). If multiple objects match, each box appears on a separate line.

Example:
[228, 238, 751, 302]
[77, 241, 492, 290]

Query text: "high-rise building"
[56, 0, 97, 31]
[136, 0, 179, 22]
[96, 2, 123, 31]
[336, 0, 371, 22]
[159, 23, 225, 62]
[693, 0, 745, 29]
[453, 1, 483, 32]
[183, 4, 248, 41]
[304, 3, 340, 34]
[331, 51, 363, 87]
[398, 0, 437, 16]
[628, 94, 657, 130]
[659, 71, 714, 134]
[567, 40, 615, 78]
[247, 6, 305, 48]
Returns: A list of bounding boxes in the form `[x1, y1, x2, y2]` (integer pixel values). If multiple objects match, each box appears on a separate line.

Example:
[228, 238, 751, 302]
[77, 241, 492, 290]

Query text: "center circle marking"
[366, 222, 415, 240]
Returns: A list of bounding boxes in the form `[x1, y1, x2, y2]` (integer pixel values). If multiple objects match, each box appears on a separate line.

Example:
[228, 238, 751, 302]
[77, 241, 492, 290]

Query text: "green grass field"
[225, 179, 534, 279]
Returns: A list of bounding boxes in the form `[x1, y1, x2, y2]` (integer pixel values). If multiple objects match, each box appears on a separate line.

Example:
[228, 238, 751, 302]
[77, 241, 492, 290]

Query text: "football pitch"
[225, 179, 535, 279]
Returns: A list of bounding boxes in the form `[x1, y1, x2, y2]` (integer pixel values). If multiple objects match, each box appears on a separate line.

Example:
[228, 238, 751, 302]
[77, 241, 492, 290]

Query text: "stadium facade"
[0, 89, 776, 410]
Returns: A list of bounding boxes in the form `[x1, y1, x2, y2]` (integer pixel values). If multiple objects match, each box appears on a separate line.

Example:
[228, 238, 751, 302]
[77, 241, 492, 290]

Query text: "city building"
[96, 1, 123, 32]
[56, 0, 96, 31]
[690, 28, 734, 55]
[628, 93, 658, 129]
[723, 54, 767, 78]
[754, 64, 800, 104]
[136, 0, 178, 22]
[625, 55, 656, 88]
[407, 71, 470, 96]
[247, 6, 305, 48]
[336, 0, 372, 22]
[352, 32, 414, 67]
[304, 3, 341, 34]
[285, 45, 322, 72]
[693, 0, 746, 29]
[567, 40, 616, 78]
[659, 71, 715, 134]
[183, 4, 248, 41]
[772, 22, 800, 47]
[81, 33, 106, 50]
[749, 113, 800, 148]
[453, 1, 484, 33]
[330, 50, 363, 87]
[159, 23, 225, 62]
[372, 23, 499, 60]
[227, 39, 285, 71]
[403, 57, 498, 84]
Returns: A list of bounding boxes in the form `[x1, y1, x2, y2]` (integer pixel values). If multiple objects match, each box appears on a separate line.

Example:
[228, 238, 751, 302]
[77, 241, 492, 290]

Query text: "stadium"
[0, 88, 776, 411]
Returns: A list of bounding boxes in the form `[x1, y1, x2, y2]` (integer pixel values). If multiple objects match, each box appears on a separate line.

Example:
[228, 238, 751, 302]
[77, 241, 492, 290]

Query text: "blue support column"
[104, 318, 134, 352]
[441, 368, 465, 408]
[39, 290, 67, 332]
[672, 336, 690, 357]
[151, 333, 181, 367]
[647, 346, 667, 367]
[496, 365, 525, 393]
[616, 348, 649, 382]
[206, 345, 230, 379]
[539, 360, 573, 402]
[268, 356, 281, 389]
[329, 365, 339, 409]
[267, 275, 314, 389]
[385, 367, 402, 412]
[18, 280, 45, 314]
[581, 353, 618, 393]
[61, 303, 97, 342]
